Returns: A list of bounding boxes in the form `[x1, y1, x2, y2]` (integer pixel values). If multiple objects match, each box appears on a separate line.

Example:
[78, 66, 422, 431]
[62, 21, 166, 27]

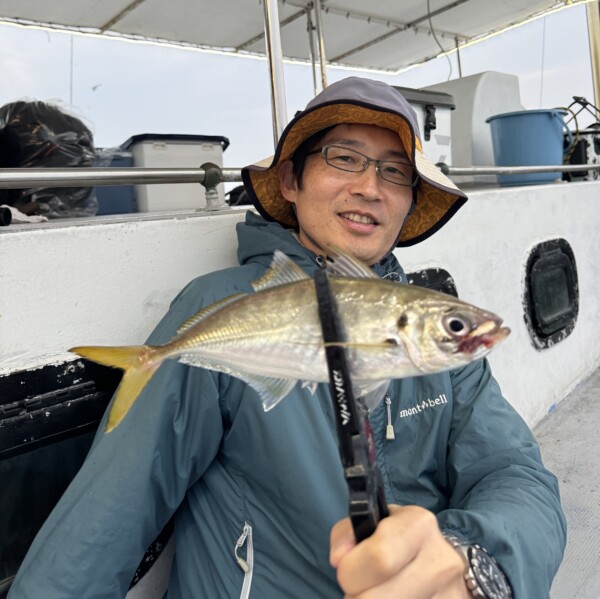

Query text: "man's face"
[278, 124, 414, 265]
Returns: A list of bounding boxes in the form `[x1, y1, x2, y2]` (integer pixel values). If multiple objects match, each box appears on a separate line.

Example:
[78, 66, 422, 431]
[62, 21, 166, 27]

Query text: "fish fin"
[179, 354, 213, 369]
[353, 380, 391, 412]
[243, 375, 298, 411]
[177, 293, 247, 335]
[178, 353, 297, 412]
[252, 250, 310, 292]
[325, 245, 379, 279]
[301, 380, 319, 395]
[69, 345, 161, 433]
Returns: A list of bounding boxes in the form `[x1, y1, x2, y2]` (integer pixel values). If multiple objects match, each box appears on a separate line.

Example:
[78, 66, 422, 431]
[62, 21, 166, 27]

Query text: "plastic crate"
[121, 134, 229, 212]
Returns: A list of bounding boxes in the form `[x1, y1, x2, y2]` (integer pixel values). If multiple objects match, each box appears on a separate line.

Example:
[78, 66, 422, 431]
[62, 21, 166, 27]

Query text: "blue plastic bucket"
[486, 109, 572, 186]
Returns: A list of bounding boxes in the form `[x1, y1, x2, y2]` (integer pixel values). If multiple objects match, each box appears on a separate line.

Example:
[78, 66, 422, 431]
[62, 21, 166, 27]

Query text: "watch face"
[468, 546, 512, 599]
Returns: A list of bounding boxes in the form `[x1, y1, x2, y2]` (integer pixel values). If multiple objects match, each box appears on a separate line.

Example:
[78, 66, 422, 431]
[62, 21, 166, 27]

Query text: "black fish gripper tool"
[314, 267, 389, 542]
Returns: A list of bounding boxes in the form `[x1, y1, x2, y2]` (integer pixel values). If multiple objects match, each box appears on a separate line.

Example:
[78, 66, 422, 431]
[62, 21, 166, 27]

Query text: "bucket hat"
[242, 77, 467, 247]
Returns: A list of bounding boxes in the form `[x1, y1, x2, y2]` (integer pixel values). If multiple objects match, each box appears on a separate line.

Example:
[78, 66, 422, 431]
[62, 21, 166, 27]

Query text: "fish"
[70, 247, 510, 432]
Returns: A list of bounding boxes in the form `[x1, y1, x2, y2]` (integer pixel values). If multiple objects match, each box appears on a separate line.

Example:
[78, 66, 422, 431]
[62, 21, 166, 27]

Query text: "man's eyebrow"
[325, 138, 408, 160]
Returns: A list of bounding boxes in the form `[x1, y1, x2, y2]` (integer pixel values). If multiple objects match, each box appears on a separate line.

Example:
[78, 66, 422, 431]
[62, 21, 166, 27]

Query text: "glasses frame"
[307, 144, 419, 188]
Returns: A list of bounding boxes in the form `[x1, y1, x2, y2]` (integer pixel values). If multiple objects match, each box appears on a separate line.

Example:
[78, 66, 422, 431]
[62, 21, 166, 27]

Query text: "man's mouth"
[340, 212, 377, 225]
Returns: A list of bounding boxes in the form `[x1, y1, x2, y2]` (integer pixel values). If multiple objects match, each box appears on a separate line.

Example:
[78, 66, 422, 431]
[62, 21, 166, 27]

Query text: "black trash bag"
[226, 184, 252, 206]
[0, 100, 98, 217]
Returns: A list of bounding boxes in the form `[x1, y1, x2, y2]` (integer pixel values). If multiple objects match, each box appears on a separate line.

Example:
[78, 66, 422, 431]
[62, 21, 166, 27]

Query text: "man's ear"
[278, 160, 298, 204]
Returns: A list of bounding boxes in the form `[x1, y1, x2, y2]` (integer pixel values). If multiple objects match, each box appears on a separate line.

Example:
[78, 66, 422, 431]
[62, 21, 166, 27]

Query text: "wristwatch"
[444, 535, 513, 599]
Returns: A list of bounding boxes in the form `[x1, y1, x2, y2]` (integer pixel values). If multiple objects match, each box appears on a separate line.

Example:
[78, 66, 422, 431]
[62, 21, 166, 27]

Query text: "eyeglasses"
[307, 145, 418, 187]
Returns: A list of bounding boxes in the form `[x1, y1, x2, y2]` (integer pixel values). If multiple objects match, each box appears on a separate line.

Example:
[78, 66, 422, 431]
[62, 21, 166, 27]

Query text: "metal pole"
[587, 1, 600, 120]
[441, 164, 600, 176]
[306, 6, 318, 96]
[0, 167, 242, 188]
[313, 0, 328, 90]
[262, 0, 288, 146]
[1, 164, 599, 190]
[455, 37, 463, 78]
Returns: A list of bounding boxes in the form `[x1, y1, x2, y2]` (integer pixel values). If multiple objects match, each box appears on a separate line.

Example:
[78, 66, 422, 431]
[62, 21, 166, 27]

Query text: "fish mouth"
[339, 211, 379, 226]
[458, 324, 511, 354]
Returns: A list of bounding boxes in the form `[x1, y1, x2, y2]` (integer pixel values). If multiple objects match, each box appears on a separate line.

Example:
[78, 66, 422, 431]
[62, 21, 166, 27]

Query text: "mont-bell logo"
[399, 393, 448, 418]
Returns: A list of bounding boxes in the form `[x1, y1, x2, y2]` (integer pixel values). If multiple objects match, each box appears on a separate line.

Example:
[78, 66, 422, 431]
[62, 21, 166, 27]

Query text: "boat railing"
[0, 164, 241, 212]
[0, 163, 598, 189]
[441, 163, 600, 176]
[0, 162, 597, 214]
[0, 166, 241, 188]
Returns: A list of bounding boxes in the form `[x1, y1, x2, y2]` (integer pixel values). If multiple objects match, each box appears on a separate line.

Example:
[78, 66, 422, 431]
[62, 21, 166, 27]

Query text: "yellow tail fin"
[70, 345, 161, 433]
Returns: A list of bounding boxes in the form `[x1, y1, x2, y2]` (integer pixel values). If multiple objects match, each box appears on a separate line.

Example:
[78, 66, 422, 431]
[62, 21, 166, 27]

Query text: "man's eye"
[383, 164, 409, 179]
[332, 153, 358, 165]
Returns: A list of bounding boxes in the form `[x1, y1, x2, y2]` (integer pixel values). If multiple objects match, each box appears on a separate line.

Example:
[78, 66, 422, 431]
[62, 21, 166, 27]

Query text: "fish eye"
[444, 314, 470, 336]
[397, 313, 408, 329]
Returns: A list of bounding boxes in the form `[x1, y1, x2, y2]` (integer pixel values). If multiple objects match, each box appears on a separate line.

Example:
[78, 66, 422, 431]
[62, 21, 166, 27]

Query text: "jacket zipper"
[384, 394, 395, 440]
[234, 521, 254, 599]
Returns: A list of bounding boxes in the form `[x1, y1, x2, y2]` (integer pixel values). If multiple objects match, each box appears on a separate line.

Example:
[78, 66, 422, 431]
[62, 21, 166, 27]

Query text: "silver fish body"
[71, 248, 510, 431]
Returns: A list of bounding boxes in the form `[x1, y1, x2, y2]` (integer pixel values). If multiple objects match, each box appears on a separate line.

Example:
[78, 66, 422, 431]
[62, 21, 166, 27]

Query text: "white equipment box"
[122, 134, 229, 212]
[394, 85, 454, 167]
[425, 72, 525, 185]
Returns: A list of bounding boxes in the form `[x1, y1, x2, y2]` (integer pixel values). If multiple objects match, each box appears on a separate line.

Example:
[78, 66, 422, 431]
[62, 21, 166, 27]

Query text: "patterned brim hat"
[242, 77, 467, 247]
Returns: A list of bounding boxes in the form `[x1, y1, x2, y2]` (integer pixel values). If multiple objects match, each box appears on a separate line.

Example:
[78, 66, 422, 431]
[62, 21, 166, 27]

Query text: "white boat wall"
[1, 174, 598, 423]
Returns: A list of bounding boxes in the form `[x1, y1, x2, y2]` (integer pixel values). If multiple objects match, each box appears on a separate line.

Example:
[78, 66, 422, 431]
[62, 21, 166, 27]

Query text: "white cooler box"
[393, 86, 454, 166]
[121, 134, 230, 212]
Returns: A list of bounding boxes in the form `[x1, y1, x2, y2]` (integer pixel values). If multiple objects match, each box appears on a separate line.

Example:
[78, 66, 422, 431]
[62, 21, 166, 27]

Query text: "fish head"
[396, 295, 511, 373]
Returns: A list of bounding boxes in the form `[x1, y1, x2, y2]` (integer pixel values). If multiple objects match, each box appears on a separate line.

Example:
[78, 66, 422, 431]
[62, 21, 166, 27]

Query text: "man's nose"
[350, 160, 382, 198]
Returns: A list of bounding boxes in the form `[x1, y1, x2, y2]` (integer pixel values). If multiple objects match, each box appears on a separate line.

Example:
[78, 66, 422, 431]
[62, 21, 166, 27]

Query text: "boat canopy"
[0, 0, 586, 72]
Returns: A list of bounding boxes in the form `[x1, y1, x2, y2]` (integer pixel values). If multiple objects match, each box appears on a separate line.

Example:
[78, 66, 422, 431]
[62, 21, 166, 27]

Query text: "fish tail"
[70, 345, 161, 433]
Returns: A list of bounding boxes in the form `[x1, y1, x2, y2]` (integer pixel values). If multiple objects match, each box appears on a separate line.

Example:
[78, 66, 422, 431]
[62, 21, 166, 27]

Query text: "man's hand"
[330, 505, 471, 598]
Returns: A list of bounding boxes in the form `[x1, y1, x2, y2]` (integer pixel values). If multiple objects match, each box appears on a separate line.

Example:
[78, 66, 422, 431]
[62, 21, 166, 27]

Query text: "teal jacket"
[10, 212, 565, 598]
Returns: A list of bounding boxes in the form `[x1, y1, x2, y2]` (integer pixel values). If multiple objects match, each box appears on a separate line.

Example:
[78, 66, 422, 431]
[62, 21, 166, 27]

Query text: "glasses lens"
[323, 146, 365, 172]
[379, 161, 415, 186]
[323, 145, 415, 186]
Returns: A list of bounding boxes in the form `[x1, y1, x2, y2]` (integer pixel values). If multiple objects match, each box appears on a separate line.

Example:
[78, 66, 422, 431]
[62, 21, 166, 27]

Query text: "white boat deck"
[535, 366, 600, 599]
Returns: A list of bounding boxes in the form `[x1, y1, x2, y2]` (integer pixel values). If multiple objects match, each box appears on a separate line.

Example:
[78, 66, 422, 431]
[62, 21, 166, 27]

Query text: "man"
[10, 77, 565, 598]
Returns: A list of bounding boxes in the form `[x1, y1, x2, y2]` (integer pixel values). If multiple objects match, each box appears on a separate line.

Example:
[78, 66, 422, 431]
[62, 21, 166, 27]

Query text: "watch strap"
[443, 534, 513, 599]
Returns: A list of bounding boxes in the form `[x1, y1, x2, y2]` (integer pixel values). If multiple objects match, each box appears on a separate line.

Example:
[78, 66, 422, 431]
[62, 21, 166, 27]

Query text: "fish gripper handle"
[313, 267, 389, 542]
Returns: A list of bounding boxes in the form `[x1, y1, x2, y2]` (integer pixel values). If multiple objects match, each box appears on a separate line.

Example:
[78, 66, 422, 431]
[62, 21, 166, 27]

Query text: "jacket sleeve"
[9, 280, 228, 599]
[437, 359, 566, 599]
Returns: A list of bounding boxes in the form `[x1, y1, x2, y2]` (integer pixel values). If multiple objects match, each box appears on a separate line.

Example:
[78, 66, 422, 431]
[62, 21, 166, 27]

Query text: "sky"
[0, 3, 596, 173]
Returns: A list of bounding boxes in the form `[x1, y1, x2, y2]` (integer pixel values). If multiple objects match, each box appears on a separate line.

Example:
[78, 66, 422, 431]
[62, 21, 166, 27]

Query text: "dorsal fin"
[252, 250, 310, 292]
[176, 293, 247, 335]
[325, 245, 379, 279]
